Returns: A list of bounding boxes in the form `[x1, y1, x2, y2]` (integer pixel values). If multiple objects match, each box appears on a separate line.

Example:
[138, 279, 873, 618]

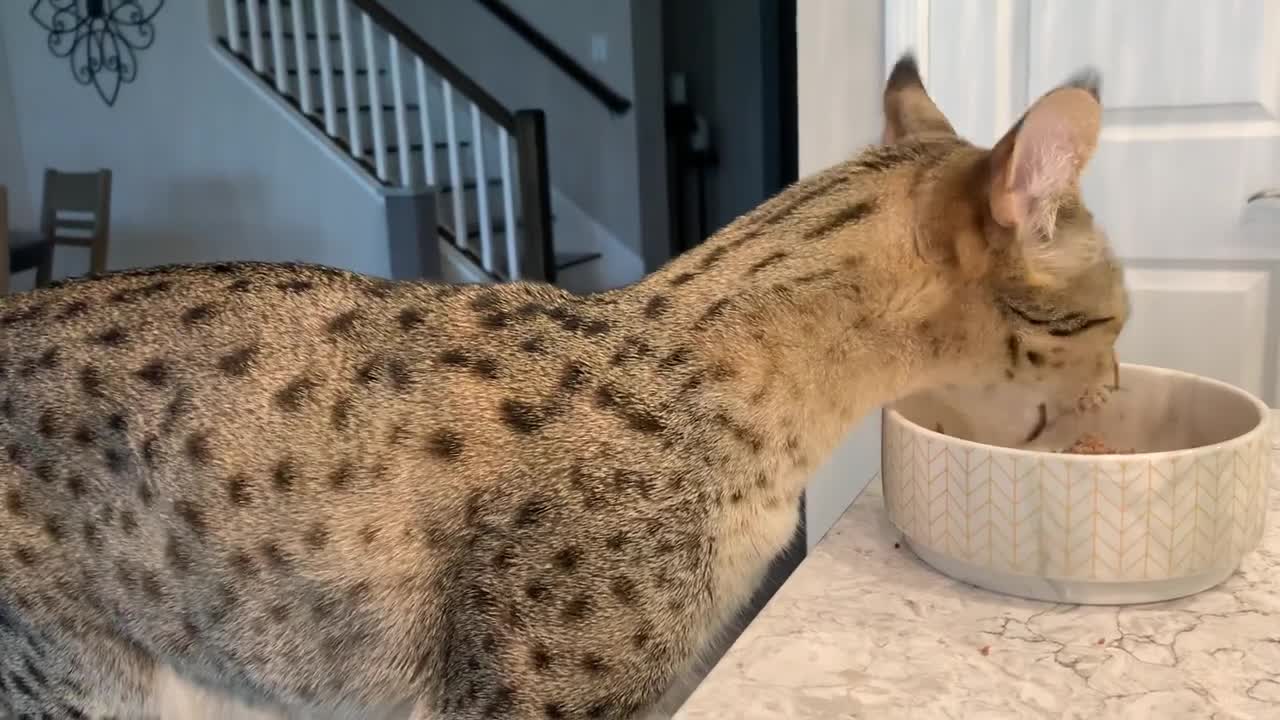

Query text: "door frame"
[760, 0, 798, 197]
[794, 1, 886, 548]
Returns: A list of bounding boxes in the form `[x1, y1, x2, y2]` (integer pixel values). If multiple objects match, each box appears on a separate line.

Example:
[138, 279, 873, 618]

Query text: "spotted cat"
[0, 55, 1127, 719]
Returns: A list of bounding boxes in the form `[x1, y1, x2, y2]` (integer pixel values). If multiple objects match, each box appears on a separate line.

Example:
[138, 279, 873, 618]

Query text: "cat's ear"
[882, 53, 956, 144]
[988, 70, 1102, 234]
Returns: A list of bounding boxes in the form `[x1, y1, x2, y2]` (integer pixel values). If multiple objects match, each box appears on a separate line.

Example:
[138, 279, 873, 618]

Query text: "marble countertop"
[675, 432, 1280, 719]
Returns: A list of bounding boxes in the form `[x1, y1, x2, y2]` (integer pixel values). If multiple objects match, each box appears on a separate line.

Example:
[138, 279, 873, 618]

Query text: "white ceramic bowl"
[882, 363, 1271, 604]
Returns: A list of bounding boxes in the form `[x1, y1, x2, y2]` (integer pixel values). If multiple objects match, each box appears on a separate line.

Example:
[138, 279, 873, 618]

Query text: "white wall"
[797, 0, 885, 548]
[0, 2, 388, 283]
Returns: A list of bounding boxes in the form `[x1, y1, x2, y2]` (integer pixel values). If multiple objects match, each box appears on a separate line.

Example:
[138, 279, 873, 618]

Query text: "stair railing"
[213, 0, 554, 282]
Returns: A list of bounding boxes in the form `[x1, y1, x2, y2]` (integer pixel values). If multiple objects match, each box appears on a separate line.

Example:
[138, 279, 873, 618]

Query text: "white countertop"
[675, 420, 1280, 719]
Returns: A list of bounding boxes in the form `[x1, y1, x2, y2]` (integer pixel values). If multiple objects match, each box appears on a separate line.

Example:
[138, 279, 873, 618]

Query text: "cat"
[0, 53, 1127, 719]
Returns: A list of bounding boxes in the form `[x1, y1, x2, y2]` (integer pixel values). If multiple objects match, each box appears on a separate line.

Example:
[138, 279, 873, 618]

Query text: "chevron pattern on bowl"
[882, 364, 1271, 604]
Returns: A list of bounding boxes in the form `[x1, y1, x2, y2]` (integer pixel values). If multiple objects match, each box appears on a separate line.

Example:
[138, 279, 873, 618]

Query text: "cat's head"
[883, 53, 1129, 414]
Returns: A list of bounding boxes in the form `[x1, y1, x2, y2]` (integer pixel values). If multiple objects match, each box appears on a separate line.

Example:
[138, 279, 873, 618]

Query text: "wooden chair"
[3, 169, 112, 292]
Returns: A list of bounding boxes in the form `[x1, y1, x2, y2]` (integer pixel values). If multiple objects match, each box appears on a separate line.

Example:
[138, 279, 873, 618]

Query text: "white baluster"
[336, 0, 361, 158]
[470, 104, 493, 273]
[442, 81, 467, 249]
[498, 129, 519, 280]
[267, 0, 288, 94]
[361, 13, 387, 182]
[224, 0, 242, 54]
[414, 58, 437, 186]
[290, 0, 311, 114]
[389, 38, 411, 187]
[245, 0, 265, 73]
[313, 0, 337, 135]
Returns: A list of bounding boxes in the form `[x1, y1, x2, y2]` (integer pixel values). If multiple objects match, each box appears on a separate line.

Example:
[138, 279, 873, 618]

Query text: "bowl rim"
[883, 362, 1272, 461]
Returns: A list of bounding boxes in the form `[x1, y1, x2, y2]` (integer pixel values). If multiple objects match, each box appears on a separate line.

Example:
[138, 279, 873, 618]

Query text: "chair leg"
[34, 245, 54, 288]
[89, 236, 108, 276]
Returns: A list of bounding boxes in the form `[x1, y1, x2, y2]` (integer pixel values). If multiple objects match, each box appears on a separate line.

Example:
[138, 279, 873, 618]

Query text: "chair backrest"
[39, 169, 112, 243]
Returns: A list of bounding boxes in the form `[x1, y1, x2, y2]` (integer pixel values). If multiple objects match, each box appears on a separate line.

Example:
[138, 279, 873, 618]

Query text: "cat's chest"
[705, 495, 802, 628]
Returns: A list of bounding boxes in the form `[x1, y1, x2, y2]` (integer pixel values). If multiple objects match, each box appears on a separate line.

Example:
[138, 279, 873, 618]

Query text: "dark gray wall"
[501, 0, 634, 92]
[383, 0, 669, 270]
[662, 0, 770, 239]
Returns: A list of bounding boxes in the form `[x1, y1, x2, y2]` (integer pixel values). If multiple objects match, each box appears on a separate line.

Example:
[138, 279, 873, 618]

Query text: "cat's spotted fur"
[0, 56, 1127, 718]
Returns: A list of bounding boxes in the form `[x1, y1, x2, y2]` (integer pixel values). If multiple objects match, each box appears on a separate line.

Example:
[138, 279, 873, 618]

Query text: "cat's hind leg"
[0, 596, 156, 718]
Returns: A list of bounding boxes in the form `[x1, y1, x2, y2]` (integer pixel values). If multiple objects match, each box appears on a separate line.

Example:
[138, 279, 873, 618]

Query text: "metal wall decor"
[30, 0, 165, 107]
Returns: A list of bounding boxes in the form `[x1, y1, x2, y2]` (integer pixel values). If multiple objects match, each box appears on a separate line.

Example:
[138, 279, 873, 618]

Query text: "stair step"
[286, 67, 388, 77]
[465, 220, 516, 241]
[382, 143, 428, 154]
[465, 219, 567, 241]
[304, 113, 473, 154]
[554, 251, 603, 272]
[438, 178, 504, 193]
[238, 30, 340, 42]
[440, 225, 590, 279]
[301, 130, 464, 154]
[333, 104, 424, 114]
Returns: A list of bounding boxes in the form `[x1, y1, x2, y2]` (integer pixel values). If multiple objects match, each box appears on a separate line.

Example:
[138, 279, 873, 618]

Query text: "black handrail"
[472, 0, 632, 115]
[350, 0, 517, 129]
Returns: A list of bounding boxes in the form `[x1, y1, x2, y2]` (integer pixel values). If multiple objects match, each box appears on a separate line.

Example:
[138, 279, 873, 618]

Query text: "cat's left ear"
[988, 70, 1102, 234]
[882, 53, 956, 144]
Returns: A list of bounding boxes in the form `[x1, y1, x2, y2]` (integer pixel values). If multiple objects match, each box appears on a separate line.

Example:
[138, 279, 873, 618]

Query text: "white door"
[888, 0, 1280, 405]
[798, 0, 1280, 550]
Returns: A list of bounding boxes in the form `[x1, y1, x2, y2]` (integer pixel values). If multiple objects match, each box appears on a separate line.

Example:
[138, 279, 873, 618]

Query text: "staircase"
[209, 0, 599, 283]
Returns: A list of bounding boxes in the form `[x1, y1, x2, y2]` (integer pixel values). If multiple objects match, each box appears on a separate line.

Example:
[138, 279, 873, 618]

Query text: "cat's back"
[0, 260, 570, 462]
[0, 261, 430, 505]
[0, 260, 424, 384]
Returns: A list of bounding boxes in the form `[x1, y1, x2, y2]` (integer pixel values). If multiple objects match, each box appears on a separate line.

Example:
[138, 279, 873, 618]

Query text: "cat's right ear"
[987, 72, 1102, 234]
[882, 53, 956, 144]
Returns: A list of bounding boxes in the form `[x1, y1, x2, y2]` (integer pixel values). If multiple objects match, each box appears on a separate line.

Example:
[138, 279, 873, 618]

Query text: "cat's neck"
[626, 194, 969, 500]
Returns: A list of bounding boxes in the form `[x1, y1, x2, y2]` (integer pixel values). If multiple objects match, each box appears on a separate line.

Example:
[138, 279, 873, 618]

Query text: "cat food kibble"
[1061, 432, 1134, 454]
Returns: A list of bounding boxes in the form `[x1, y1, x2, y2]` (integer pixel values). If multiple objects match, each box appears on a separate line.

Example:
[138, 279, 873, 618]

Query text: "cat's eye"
[1003, 302, 1113, 337]
[1047, 316, 1114, 337]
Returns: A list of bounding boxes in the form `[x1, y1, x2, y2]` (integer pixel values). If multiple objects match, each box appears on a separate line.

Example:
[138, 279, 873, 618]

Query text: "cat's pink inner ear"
[990, 88, 1101, 230]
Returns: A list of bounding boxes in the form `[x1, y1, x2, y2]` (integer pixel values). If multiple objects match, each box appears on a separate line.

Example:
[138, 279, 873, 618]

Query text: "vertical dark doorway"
[658, 3, 803, 709]
[761, 0, 799, 198]
[661, 0, 799, 255]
